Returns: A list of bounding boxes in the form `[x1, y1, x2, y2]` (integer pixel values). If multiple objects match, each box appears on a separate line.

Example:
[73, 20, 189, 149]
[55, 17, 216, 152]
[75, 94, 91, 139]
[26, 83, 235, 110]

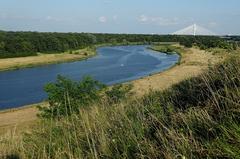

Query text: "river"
[0, 45, 179, 110]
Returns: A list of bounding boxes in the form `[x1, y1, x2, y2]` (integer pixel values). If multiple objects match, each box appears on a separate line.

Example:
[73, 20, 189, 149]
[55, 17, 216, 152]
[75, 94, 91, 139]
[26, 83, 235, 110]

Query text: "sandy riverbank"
[132, 46, 223, 96]
[0, 48, 95, 71]
[0, 46, 224, 134]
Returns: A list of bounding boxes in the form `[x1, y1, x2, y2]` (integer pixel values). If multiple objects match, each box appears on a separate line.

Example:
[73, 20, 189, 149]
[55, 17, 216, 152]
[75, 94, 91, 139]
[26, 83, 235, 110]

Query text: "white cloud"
[139, 15, 148, 22]
[138, 14, 179, 26]
[113, 15, 118, 21]
[46, 16, 54, 21]
[99, 16, 107, 23]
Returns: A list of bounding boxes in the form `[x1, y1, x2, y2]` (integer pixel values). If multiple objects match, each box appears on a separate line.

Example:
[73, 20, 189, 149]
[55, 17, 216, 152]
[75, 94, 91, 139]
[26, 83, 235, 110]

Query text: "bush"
[105, 84, 133, 104]
[38, 75, 106, 118]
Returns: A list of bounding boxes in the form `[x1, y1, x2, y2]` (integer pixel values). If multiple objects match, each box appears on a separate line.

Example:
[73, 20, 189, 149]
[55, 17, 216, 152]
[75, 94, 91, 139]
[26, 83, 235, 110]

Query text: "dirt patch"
[0, 103, 48, 135]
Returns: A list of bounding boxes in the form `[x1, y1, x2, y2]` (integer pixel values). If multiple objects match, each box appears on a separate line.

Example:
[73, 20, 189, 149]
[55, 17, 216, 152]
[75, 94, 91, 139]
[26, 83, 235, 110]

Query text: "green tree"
[38, 75, 106, 119]
[20, 41, 34, 52]
[0, 41, 5, 50]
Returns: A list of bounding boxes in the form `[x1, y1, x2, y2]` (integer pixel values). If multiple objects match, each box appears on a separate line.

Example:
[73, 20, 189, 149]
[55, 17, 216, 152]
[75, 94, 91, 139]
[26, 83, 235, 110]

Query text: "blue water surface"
[0, 45, 179, 110]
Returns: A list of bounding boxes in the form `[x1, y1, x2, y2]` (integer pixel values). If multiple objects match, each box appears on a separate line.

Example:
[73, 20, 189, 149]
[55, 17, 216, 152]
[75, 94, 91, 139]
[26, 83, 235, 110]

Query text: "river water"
[0, 45, 179, 110]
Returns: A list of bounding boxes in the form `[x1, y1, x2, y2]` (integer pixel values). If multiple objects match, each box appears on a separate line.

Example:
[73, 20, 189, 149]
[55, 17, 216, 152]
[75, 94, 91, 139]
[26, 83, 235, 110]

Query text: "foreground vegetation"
[0, 30, 238, 58]
[1, 49, 240, 158]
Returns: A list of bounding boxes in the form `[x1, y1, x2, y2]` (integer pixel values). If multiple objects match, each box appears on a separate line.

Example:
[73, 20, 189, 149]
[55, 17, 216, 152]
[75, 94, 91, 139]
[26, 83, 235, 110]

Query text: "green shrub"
[38, 75, 106, 119]
[105, 84, 133, 104]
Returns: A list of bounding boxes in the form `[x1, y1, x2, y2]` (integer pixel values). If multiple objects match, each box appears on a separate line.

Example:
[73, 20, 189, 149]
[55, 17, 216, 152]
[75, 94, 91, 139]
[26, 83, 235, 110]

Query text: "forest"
[0, 30, 237, 58]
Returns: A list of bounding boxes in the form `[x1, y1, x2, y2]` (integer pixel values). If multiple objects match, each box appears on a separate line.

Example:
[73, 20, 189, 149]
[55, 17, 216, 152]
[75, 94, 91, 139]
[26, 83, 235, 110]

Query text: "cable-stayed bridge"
[172, 24, 216, 36]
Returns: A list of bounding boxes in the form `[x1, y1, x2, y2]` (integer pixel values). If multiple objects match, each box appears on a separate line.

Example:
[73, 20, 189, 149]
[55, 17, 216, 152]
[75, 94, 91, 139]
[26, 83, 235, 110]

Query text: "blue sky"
[0, 0, 239, 35]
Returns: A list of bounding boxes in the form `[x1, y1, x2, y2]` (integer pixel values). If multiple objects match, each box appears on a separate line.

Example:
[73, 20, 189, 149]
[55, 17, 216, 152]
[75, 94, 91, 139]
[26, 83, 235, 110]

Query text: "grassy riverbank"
[0, 47, 96, 71]
[1, 46, 239, 158]
[149, 43, 183, 54]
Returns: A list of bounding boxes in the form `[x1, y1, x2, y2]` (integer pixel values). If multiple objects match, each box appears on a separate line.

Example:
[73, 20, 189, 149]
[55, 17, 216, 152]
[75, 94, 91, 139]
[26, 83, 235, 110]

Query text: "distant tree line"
[0, 31, 99, 58]
[0, 30, 236, 58]
[222, 36, 240, 49]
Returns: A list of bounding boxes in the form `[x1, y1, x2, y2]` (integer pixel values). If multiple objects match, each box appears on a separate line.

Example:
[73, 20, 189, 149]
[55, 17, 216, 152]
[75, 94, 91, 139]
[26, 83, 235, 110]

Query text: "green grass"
[150, 44, 184, 65]
[149, 44, 184, 54]
[1, 54, 240, 158]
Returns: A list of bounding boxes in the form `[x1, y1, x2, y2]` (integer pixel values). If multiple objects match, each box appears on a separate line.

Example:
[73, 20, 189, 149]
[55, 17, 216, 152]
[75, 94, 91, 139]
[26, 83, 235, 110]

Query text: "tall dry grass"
[1, 55, 240, 159]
